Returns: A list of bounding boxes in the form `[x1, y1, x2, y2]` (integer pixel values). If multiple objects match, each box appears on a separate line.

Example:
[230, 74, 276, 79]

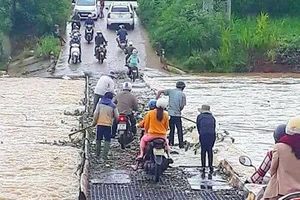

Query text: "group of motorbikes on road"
[68, 15, 141, 82]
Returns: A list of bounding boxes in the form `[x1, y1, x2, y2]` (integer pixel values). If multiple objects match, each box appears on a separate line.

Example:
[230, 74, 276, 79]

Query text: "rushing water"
[0, 78, 84, 200]
[145, 75, 300, 166]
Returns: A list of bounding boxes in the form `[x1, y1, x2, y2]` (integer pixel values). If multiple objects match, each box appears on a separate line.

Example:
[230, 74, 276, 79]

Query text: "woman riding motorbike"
[137, 98, 170, 160]
[246, 124, 286, 184]
[263, 116, 300, 200]
[138, 99, 157, 139]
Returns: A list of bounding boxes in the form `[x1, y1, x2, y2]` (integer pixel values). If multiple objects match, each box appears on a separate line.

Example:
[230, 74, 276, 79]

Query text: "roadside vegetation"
[0, 0, 70, 66]
[138, 0, 300, 73]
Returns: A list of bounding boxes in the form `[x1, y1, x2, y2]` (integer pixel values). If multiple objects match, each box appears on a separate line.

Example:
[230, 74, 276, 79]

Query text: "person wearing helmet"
[156, 81, 186, 148]
[126, 49, 140, 76]
[94, 31, 108, 57]
[84, 14, 95, 27]
[136, 98, 171, 160]
[93, 71, 116, 112]
[116, 25, 128, 47]
[112, 82, 138, 137]
[196, 105, 216, 173]
[263, 116, 300, 200]
[71, 11, 81, 30]
[125, 41, 136, 64]
[68, 32, 82, 63]
[245, 124, 286, 184]
[92, 91, 119, 160]
[137, 99, 157, 139]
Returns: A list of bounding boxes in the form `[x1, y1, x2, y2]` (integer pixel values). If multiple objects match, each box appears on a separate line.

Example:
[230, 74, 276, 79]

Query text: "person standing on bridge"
[156, 81, 186, 148]
[92, 91, 119, 160]
[93, 71, 116, 112]
[196, 105, 216, 173]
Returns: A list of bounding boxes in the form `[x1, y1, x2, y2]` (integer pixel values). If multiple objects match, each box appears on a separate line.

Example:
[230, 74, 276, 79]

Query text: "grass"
[35, 36, 61, 58]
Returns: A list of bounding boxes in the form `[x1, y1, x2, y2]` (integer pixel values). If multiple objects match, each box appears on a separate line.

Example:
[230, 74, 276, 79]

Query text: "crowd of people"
[91, 71, 300, 199]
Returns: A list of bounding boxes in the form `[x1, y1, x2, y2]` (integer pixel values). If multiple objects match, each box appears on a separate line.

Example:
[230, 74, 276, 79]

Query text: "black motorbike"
[84, 24, 94, 44]
[136, 138, 172, 183]
[116, 113, 134, 149]
[95, 45, 106, 64]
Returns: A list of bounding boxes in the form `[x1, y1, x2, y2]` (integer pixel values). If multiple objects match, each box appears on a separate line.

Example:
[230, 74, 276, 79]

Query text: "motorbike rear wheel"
[120, 134, 126, 149]
[154, 163, 161, 183]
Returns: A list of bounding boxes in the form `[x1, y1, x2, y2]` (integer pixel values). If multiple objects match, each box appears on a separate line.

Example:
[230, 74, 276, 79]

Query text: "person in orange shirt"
[137, 98, 170, 159]
[137, 99, 157, 139]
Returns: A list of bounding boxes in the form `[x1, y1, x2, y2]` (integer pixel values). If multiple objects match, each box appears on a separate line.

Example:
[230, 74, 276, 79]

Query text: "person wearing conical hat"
[196, 105, 216, 173]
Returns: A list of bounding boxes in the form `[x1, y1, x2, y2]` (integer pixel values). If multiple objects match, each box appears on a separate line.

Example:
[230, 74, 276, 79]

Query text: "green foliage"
[12, 0, 71, 35]
[35, 36, 60, 58]
[232, 0, 300, 17]
[139, 0, 300, 72]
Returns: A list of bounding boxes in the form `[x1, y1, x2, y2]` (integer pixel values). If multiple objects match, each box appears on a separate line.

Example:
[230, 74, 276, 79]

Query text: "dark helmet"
[273, 124, 286, 143]
[176, 81, 186, 89]
[104, 91, 114, 100]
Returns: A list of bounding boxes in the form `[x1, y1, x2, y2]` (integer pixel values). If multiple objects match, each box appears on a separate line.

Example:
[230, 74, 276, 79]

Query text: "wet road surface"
[53, 2, 147, 78]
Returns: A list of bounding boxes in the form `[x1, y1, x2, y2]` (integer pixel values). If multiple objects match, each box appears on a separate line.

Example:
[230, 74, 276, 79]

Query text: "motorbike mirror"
[239, 156, 254, 167]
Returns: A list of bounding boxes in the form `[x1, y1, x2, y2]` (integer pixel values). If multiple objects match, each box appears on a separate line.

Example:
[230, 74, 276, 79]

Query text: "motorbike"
[95, 44, 106, 64]
[239, 156, 300, 200]
[84, 25, 94, 44]
[136, 138, 172, 183]
[116, 113, 134, 149]
[70, 43, 81, 64]
[129, 65, 139, 82]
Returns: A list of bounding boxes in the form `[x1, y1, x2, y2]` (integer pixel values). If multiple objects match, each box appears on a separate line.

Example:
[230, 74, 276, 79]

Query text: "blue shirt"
[163, 88, 186, 116]
[117, 29, 128, 41]
[196, 112, 216, 136]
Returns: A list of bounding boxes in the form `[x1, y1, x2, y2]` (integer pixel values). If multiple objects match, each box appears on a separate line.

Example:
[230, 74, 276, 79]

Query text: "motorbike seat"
[147, 138, 166, 149]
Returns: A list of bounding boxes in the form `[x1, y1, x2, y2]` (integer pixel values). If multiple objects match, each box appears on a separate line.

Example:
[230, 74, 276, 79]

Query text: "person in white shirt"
[93, 71, 116, 111]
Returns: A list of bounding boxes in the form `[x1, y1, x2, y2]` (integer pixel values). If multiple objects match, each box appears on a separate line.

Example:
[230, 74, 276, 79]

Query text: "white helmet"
[156, 98, 168, 109]
[129, 41, 133, 46]
[122, 82, 132, 91]
[132, 49, 138, 54]
[88, 14, 92, 18]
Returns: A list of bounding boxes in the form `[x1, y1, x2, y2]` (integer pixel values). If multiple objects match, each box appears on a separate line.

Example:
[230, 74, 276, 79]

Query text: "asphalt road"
[53, 1, 146, 78]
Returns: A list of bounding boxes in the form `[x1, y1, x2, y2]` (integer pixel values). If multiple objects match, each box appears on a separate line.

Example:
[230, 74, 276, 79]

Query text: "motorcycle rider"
[246, 124, 286, 184]
[127, 49, 140, 76]
[116, 25, 128, 47]
[112, 82, 138, 137]
[136, 98, 171, 160]
[156, 81, 186, 148]
[263, 116, 300, 199]
[94, 31, 108, 58]
[84, 14, 95, 27]
[93, 71, 116, 112]
[71, 11, 81, 30]
[125, 41, 136, 64]
[68, 32, 82, 63]
[138, 99, 157, 139]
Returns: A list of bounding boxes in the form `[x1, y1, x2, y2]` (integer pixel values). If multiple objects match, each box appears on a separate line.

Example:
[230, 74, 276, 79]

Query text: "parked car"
[74, 0, 100, 20]
[106, 2, 135, 30]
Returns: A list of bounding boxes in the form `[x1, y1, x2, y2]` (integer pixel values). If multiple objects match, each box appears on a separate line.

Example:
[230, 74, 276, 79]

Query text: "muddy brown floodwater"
[0, 78, 84, 200]
[144, 75, 300, 166]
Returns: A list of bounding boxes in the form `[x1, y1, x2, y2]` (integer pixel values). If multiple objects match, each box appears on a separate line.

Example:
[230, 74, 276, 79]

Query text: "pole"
[227, 0, 231, 24]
